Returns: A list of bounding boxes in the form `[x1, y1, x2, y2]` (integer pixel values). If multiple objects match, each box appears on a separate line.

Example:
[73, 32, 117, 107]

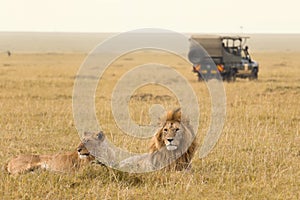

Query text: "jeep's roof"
[190, 35, 250, 40]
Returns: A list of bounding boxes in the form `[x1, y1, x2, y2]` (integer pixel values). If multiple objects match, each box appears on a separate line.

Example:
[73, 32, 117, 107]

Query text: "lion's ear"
[172, 108, 181, 122]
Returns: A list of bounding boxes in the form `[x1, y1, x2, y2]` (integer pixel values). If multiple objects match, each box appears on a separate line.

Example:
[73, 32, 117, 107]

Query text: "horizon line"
[0, 31, 300, 35]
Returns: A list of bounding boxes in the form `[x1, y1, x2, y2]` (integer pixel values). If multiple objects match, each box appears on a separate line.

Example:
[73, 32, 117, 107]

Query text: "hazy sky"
[0, 0, 299, 33]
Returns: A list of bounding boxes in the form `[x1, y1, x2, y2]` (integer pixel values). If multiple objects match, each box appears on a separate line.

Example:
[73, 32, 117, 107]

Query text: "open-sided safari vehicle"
[188, 35, 259, 82]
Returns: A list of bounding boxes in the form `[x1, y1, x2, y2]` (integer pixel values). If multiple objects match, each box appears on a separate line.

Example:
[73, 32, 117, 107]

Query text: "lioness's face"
[81, 131, 108, 158]
[78, 131, 105, 160]
[77, 142, 94, 160]
[162, 121, 183, 151]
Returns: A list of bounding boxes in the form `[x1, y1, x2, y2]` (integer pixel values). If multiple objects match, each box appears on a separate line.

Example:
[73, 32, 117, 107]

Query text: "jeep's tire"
[226, 70, 236, 82]
[250, 68, 258, 80]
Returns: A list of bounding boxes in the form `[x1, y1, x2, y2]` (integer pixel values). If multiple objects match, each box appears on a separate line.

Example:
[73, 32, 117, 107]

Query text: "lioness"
[6, 135, 98, 175]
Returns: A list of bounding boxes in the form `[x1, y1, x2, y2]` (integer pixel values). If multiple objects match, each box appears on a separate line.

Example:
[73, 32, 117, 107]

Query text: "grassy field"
[0, 51, 299, 199]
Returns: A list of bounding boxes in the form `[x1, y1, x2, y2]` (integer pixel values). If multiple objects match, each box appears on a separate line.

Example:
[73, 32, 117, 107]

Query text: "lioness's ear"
[97, 131, 104, 140]
[83, 131, 93, 137]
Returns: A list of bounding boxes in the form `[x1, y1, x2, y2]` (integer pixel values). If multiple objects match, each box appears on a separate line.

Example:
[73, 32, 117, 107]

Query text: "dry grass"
[0, 51, 299, 199]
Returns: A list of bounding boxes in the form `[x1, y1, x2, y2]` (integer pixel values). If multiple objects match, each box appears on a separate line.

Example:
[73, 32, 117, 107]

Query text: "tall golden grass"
[0, 51, 299, 199]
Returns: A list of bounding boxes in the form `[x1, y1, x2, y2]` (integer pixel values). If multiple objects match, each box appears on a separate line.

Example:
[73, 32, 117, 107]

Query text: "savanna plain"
[0, 49, 299, 199]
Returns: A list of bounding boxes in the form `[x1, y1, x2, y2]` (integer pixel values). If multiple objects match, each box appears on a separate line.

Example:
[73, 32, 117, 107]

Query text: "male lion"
[5, 133, 101, 175]
[119, 108, 197, 172]
[149, 108, 197, 171]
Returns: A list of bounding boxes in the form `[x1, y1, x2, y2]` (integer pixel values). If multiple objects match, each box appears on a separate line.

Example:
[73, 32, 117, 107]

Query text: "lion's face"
[161, 121, 183, 151]
[148, 108, 197, 171]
